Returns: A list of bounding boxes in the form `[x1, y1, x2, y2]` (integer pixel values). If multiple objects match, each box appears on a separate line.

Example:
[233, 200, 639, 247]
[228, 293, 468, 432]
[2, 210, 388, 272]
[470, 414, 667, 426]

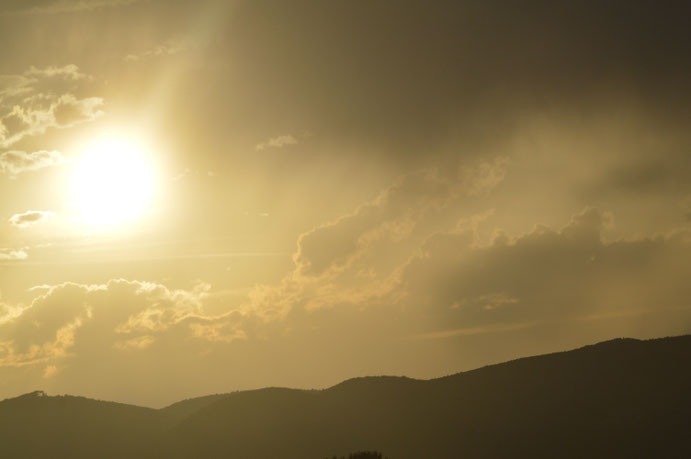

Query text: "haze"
[0, 0, 689, 408]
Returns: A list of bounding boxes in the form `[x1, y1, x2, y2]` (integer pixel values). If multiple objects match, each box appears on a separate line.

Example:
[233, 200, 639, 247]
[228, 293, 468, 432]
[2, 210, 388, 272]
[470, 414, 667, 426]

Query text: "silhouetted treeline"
[328, 451, 386, 459]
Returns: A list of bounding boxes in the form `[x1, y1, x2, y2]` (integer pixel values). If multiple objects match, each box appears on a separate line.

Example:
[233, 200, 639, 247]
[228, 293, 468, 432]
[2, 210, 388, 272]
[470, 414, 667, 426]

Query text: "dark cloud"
[201, 0, 690, 160]
[401, 208, 691, 335]
[599, 156, 691, 197]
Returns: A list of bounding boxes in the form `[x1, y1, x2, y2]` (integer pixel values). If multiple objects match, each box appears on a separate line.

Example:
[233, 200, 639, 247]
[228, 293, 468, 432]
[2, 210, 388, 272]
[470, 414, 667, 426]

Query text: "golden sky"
[1, 0, 690, 407]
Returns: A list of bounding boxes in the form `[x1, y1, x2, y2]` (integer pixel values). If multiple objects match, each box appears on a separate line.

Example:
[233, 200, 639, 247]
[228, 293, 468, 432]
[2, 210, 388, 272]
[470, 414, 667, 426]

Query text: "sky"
[0, 0, 690, 407]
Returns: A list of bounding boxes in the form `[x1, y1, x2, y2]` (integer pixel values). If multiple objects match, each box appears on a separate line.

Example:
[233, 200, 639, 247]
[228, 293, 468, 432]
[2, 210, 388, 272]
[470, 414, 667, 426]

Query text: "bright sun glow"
[71, 137, 158, 228]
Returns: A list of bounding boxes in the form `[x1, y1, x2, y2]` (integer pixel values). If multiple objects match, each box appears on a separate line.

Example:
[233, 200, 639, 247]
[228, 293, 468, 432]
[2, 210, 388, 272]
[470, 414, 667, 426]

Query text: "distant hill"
[0, 391, 164, 458]
[159, 392, 233, 424]
[1, 335, 690, 458]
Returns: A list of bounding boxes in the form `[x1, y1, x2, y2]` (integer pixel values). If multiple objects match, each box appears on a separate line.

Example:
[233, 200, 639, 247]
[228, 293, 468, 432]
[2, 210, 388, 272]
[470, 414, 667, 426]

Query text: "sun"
[71, 136, 159, 228]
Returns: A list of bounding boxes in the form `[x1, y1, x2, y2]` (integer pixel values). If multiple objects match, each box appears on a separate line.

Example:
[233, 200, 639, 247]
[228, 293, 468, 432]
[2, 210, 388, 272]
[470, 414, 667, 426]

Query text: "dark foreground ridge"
[2, 335, 690, 458]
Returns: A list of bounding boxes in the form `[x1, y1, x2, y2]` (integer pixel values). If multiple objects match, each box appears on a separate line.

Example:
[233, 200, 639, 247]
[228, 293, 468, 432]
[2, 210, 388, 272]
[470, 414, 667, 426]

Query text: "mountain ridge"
[3, 335, 671, 407]
[1, 334, 689, 458]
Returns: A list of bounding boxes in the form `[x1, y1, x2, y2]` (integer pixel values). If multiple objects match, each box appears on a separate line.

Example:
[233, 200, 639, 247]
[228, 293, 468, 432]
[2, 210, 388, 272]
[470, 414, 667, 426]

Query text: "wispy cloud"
[9, 210, 56, 228]
[1, 94, 104, 147]
[124, 38, 198, 62]
[0, 248, 28, 261]
[3, 0, 148, 15]
[0, 75, 34, 100]
[0, 150, 68, 177]
[24, 64, 91, 81]
[255, 134, 299, 151]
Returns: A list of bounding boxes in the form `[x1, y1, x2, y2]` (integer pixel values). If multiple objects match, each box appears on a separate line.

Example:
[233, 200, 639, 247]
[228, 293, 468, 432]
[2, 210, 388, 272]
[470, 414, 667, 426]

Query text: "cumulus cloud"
[8, 210, 56, 228]
[0, 279, 241, 369]
[294, 170, 451, 277]
[244, 161, 509, 323]
[0, 278, 262, 405]
[251, 159, 691, 349]
[0, 150, 68, 176]
[294, 159, 508, 279]
[255, 135, 299, 151]
[227, 199, 691, 407]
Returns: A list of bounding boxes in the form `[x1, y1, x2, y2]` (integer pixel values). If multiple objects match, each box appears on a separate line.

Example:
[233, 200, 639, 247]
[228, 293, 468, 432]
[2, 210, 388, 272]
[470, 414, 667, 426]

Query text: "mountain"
[0, 391, 164, 458]
[159, 392, 234, 424]
[1, 335, 690, 458]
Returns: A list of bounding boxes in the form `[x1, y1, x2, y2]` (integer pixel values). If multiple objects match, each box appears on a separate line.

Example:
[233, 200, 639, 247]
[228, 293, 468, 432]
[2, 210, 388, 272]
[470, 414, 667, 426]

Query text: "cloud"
[293, 170, 450, 277]
[124, 38, 199, 62]
[51, 93, 104, 127]
[2, 0, 146, 15]
[294, 159, 508, 279]
[0, 248, 28, 261]
[244, 161, 508, 325]
[43, 364, 58, 378]
[0, 65, 92, 106]
[179, 0, 691, 171]
[0, 0, 689, 407]
[0, 279, 235, 368]
[1, 205, 691, 405]
[24, 64, 90, 81]
[0, 302, 24, 326]
[0, 278, 262, 404]
[398, 207, 691, 337]
[171, 168, 218, 181]
[1, 167, 690, 404]
[251, 159, 691, 347]
[124, 44, 186, 62]
[0, 150, 68, 176]
[255, 135, 299, 151]
[0, 65, 102, 146]
[0, 94, 103, 146]
[459, 156, 510, 196]
[0, 75, 34, 100]
[8, 210, 56, 228]
[682, 196, 691, 221]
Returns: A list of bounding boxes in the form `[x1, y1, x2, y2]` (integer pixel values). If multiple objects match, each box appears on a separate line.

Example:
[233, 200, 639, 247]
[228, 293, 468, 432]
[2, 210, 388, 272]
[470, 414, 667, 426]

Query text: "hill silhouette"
[1, 335, 690, 458]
